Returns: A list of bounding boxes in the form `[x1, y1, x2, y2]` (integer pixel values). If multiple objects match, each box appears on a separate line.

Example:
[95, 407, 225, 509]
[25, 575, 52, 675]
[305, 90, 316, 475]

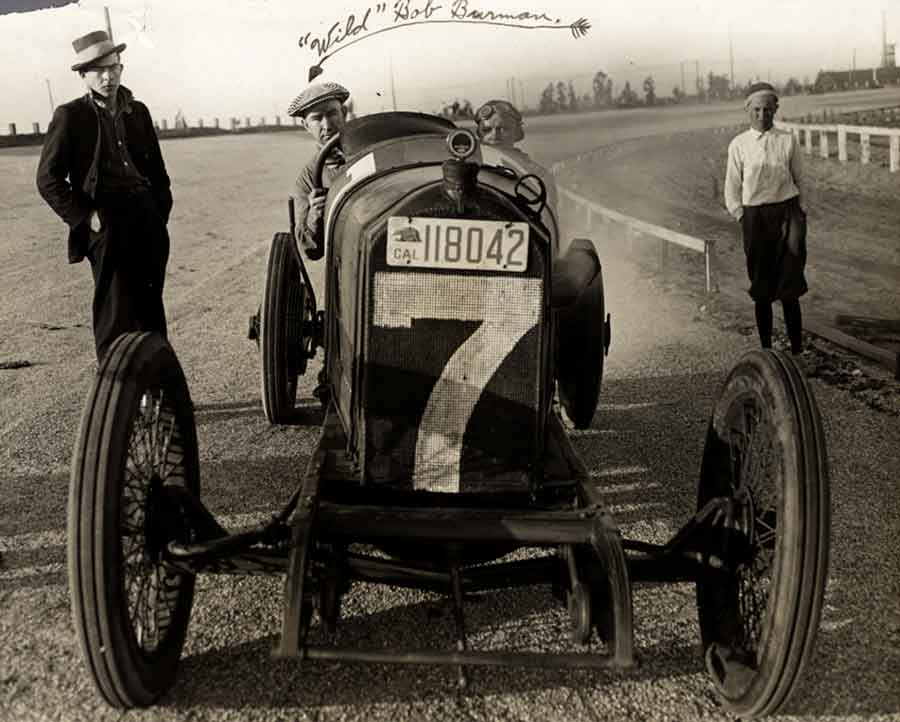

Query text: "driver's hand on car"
[306, 188, 327, 234]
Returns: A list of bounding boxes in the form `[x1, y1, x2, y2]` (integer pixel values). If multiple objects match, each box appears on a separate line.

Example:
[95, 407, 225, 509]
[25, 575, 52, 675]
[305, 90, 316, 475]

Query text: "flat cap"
[287, 82, 350, 118]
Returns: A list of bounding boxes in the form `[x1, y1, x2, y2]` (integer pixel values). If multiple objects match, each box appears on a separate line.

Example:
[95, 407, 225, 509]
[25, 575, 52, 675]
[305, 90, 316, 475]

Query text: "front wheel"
[696, 350, 830, 718]
[67, 332, 200, 707]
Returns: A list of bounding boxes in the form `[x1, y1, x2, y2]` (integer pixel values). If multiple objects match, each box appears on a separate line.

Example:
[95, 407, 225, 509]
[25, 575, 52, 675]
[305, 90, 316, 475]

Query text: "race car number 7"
[373, 273, 542, 492]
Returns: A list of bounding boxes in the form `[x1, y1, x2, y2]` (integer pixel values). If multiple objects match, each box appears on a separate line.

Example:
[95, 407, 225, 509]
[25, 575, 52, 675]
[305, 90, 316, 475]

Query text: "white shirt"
[724, 127, 802, 221]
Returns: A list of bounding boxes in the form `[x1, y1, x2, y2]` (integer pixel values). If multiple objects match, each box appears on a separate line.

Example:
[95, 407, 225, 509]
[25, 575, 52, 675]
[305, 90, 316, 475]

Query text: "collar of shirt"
[749, 126, 780, 140]
[87, 85, 135, 116]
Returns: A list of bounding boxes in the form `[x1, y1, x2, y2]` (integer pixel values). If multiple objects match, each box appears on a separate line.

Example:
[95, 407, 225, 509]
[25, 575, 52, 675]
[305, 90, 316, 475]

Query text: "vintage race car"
[66, 111, 831, 718]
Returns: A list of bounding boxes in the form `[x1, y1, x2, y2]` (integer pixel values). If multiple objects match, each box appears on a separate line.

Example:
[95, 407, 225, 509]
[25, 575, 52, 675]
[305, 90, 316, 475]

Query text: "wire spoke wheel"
[696, 350, 830, 718]
[68, 333, 200, 708]
[260, 231, 308, 423]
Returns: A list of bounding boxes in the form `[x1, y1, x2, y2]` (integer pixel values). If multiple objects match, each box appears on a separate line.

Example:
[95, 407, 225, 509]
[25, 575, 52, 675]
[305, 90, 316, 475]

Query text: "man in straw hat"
[37, 30, 173, 363]
[724, 81, 808, 361]
[288, 81, 351, 261]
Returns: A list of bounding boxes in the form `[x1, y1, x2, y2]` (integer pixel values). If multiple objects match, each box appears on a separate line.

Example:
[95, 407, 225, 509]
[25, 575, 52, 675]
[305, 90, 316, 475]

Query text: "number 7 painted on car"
[373, 272, 542, 492]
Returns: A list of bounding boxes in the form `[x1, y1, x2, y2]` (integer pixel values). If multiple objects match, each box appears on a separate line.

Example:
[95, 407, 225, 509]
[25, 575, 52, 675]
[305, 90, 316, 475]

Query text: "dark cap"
[287, 82, 350, 118]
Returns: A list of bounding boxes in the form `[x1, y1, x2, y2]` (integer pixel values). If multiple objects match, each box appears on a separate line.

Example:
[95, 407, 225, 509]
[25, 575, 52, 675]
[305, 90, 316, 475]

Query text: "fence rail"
[556, 185, 716, 293]
[776, 120, 900, 172]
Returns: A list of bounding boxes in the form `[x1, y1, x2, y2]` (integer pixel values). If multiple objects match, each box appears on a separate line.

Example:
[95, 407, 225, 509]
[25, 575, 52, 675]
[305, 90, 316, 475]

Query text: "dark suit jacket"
[36, 87, 173, 263]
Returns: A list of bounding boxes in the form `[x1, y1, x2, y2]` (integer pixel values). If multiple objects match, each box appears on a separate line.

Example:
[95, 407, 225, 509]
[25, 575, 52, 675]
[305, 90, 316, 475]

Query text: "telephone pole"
[695, 60, 700, 99]
[104, 6, 113, 40]
[45, 78, 55, 114]
[388, 55, 397, 111]
[680, 61, 685, 97]
[728, 28, 735, 93]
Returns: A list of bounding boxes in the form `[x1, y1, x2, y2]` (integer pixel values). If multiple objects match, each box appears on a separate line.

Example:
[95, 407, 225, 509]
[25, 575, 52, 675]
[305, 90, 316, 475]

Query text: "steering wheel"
[312, 133, 343, 191]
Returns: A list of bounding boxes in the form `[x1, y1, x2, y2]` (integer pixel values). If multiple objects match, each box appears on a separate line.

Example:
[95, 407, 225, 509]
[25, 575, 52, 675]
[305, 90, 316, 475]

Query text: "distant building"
[814, 65, 900, 92]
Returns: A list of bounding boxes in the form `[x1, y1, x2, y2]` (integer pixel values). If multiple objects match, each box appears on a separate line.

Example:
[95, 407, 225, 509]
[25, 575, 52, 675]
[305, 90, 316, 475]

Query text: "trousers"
[86, 187, 170, 362]
[741, 196, 808, 303]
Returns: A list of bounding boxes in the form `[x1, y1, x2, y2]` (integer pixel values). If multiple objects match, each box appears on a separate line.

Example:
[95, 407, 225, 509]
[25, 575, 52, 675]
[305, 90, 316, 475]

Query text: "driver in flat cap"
[36, 30, 173, 364]
[248, 82, 351, 404]
[287, 81, 351, 260]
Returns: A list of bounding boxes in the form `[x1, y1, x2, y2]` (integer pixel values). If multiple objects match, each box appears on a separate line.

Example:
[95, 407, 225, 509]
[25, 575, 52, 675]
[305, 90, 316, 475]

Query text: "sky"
[0, 0, 897, 131]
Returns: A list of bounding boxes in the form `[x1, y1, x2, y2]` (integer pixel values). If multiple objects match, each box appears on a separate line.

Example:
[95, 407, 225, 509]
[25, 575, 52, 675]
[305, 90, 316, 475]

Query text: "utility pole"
[883, 11, 888, 68]
[695, 60, 700, 99]
[388, 54, 397, 111]
[851, 48, 856, 88]
[104, 6, 113, 40]
[45, 78, 55, 114]
[728, 27, 735, 93]
[680, 61, 685, 97]
[518, 78, 525, 110]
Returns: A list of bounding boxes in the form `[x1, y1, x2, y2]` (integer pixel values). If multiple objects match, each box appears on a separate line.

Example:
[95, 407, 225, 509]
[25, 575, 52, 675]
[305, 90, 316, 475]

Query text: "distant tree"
[643, 75, 656, 106]
[556, 81, 568, 112]
[617, 81, 638, 106]
[695, 74, 706, 103]
[706, 72, 730, 101]
[592, 70, 608, 107]
[539, 83, 557, 113]
[783, 77, 803, 96]
[568, 81, 578, 112]
[460, 99, 473, 118]
[605, 78, 614, 105]
[672, 85, 683, 102]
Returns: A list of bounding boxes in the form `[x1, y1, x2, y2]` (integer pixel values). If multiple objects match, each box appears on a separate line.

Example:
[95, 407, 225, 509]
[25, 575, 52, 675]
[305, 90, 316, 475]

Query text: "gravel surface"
[1, 95, 898, 721]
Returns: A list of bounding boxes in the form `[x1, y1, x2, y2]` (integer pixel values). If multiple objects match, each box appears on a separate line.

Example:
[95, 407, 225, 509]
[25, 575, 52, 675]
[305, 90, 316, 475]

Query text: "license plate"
[387, 217, 529, 272]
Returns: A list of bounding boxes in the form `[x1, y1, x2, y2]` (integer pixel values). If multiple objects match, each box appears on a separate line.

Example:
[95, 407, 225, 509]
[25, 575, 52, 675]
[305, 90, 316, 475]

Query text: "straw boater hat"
[71, 30, 126, 72]
[287, 82, 350, 118]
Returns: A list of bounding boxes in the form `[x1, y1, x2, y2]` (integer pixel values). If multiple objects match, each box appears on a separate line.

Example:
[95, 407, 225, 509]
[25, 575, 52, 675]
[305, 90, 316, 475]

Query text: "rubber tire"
[68, 332, 200, 708]
[260, 231, 307, 424]
[696, 350, 830, 718]
[556, 268, 605, 429]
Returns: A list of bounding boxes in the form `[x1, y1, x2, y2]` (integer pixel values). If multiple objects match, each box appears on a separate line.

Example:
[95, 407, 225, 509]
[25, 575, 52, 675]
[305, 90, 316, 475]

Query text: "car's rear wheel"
[68, 332, 200, 707]
[696, 350, 830, 718]
[260, 231, 307, 424]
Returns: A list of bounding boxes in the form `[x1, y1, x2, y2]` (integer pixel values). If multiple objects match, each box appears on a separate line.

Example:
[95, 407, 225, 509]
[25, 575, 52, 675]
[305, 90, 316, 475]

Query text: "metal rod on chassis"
[301, 646, 631, 669]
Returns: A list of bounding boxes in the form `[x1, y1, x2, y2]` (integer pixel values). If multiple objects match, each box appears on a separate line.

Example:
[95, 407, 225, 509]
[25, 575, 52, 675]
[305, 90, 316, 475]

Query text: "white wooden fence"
[556, 185, 716, 293]
[777, 120, 900, 172]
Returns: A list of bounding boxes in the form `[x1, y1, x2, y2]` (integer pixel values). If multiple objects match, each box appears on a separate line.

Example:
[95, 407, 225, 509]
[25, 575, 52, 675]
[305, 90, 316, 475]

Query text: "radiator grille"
[363, 257, 545, 493]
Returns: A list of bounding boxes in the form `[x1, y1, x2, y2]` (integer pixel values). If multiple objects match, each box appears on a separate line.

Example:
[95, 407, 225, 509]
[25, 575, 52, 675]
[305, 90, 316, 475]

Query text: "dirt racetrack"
[1, 91, 899, 722]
